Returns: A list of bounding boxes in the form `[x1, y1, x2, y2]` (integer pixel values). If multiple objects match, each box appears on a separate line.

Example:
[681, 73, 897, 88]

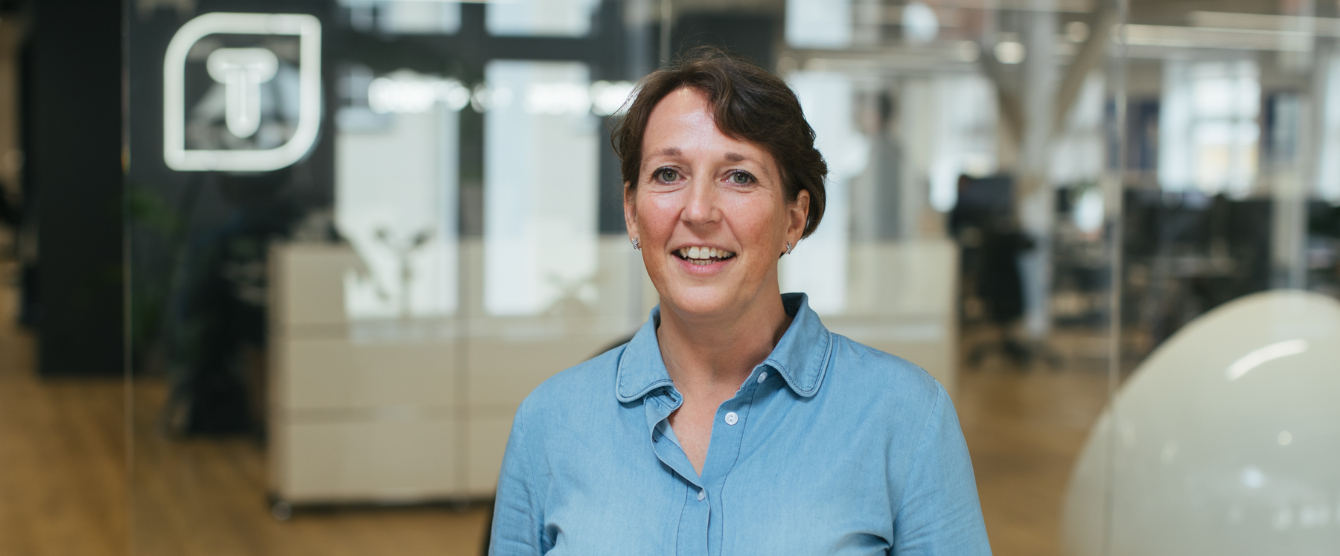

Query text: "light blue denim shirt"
[490, 293, 991, 555]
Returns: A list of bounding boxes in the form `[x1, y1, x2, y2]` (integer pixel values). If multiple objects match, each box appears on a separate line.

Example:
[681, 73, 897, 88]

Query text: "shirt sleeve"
[489, 399, 549, 555]
[891, 385, 993, 555]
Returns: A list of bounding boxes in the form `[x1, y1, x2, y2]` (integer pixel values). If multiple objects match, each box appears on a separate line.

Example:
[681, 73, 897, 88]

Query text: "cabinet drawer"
[275, 336, 457, 410]
[465, 335, 613, 409]
[276, 419, 458, 503]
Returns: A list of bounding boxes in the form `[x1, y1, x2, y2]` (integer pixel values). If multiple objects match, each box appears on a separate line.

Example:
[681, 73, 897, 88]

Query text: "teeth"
[678, 246, 736, 261]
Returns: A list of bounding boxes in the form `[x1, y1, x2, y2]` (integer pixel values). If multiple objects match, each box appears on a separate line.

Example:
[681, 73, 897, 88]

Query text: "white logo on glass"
[206, 48, 278, 139]
[163, 13, 322, 172]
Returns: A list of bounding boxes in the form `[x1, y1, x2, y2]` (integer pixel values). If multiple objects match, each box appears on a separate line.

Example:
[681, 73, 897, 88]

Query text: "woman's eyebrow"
[653, 147, 681, 157]
[724, 152, 745, 162]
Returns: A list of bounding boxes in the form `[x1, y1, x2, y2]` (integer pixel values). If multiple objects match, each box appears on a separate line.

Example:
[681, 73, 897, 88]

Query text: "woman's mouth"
[674, 246, 736, 266]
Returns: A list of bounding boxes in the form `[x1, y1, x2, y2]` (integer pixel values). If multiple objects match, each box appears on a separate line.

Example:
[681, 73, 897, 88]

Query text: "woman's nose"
[681, 177, 719, 225]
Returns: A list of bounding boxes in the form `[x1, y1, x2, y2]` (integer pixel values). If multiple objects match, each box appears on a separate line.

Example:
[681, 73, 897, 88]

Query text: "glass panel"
[338, 69, 461, 320]
[786, 0, 854, 49]
[1159, 59, 1261, 196]
[128, 3, 642, 553]
[341, 0, 462, 35]
[1062, 4, 1340, 556]
[779, 6, 1127, 555]
[782, 71, 863, 316]
[1317, 56, 1340, 203]
[482, 60, 599, 316]
[486, 0, 602, 37]
[126, 1, 1135, 555]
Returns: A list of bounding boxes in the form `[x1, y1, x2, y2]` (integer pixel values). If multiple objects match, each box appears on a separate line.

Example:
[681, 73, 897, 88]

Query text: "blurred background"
[1, 0, 1339, 554]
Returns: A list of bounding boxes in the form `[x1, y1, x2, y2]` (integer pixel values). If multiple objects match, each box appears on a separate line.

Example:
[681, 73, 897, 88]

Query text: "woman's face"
[625, 87, 809, 320]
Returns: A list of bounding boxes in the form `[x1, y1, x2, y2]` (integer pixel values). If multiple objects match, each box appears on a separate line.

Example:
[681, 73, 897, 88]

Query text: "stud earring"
[784, 241, 793, 255]
[632, 237, 641, 250]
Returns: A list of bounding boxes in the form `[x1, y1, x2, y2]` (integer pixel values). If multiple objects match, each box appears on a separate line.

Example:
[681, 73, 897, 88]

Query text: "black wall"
[26, 0, 125, 375]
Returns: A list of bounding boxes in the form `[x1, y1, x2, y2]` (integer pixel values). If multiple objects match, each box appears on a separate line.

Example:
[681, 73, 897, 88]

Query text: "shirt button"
[698, 490, 706, 501]
[757, 371, 768, 384]
[724, 412, 739, 426]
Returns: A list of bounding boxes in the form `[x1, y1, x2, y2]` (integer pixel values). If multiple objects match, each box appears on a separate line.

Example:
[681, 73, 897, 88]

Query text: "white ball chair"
[1062, 290, 1340, 555]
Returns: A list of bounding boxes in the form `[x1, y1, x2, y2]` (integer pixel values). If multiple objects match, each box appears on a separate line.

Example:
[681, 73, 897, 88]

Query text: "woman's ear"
[787, 189, 810, 243]
[623, 182, 638, 240]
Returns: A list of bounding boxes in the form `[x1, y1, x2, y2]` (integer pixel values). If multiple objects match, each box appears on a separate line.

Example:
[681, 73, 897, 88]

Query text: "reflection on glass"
[1050, 74, 1105, 186]
[340, 0, 462, 35]
[850, 91, 908, 242]
[1159, 59, 1261, 197]
[184, 41, 301, 153]
[486, 0, 601, 37]
[914, 74, 997, 212]
[128, 1, 1340, 555]
[484, 60, 599, 316]
[1318, 55, 1340, 203]
[337, 69, 459, 319]
[782, 71, 866, 315]
[774, 70, 962, 399]
[901, 1, 940, 45]
[785, 0, 853, 49]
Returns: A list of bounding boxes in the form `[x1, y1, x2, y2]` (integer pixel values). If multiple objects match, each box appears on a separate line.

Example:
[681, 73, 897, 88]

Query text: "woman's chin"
[660, 287, 748, 320]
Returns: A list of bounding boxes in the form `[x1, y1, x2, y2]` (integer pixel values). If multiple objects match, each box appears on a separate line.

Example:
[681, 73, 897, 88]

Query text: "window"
[487, 0, 602, 37]
[483, 61, 600, 316]
[1159, 59, 1261, 197]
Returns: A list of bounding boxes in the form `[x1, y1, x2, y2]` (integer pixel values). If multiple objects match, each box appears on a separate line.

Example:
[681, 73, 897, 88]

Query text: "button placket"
[676, 481, 711, 555]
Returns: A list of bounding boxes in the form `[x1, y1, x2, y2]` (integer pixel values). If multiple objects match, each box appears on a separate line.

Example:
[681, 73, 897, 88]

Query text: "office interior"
[1, 0, 1338, 554]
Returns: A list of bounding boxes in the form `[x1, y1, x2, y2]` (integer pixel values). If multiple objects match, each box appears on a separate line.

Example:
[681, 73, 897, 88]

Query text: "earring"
[632, 237, 641, 250]
[785, 241, 793, 255]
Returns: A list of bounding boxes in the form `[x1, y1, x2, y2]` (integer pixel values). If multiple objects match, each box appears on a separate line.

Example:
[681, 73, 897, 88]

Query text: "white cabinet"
[267, 241, 638, 505]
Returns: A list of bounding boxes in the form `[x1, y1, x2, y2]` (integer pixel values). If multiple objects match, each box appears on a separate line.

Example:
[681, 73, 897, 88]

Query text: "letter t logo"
[163, 12, 321, 172]
[206, 48, 279, 139]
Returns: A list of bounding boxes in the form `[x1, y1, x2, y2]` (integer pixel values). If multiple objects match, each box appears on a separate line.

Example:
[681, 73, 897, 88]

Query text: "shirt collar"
[615, 293, 833, 403]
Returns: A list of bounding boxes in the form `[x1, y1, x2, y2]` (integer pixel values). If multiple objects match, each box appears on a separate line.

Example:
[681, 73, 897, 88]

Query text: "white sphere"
[1063, 290, 1340, 555]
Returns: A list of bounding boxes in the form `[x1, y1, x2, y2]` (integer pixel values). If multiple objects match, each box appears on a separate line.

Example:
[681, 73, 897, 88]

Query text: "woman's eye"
[654, 168, 679, 182]
[728, 171, 755, 185]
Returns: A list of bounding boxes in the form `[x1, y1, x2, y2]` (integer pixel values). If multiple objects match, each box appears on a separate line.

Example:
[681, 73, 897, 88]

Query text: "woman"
[490, 49, 991, 555]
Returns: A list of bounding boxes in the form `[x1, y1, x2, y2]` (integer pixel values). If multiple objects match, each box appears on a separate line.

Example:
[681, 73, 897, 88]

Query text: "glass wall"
[129, 2, 651, 553]
[125, 0, 1339, 554]
[1064, 5, 1340, 555]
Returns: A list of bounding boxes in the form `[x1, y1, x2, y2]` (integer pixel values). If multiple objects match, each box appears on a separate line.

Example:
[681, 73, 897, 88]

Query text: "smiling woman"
[488, 48, 991, 556]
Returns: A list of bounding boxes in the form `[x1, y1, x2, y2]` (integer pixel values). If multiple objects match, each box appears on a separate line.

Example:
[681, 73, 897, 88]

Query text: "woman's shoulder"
[518, 342, 627, 416]
[824, 333, 947, 407]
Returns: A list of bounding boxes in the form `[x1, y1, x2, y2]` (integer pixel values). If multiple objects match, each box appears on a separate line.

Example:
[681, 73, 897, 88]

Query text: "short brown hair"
[611, 47, 828, 239]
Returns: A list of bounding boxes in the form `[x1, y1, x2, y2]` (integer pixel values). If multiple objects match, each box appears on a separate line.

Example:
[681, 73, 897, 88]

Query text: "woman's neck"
[655, 289, 792, 400]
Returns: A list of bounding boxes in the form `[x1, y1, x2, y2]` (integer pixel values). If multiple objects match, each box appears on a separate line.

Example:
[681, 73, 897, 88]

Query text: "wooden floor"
[0, 262, 129, 555]
[958, 356, 1110, 555]
[128, 381, 490, 556]
[0, 259, 1110, 556]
